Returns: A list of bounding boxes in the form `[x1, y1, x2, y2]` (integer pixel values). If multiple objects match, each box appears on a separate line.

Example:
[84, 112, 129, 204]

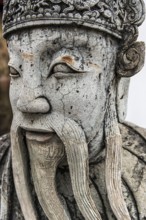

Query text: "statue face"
[8, 27, 118, 149]
[7, 27, 119, 219]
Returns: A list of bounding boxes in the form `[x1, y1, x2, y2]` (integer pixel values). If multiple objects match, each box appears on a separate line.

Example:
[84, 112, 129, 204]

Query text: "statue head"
[2, 1, 145, 220]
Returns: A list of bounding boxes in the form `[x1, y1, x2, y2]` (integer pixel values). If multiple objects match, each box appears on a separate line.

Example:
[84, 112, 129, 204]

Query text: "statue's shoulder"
[0, 133, 11, 163]
[119, 122, 146, 162]
[0, 133, 11, 186]
[118, 122, 146, 219]
[0, 134, 24, 220]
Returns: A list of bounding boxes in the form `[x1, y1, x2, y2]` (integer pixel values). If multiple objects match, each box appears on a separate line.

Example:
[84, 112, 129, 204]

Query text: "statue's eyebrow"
[47, 55, 87, 77]
[50, 56, 86, 72]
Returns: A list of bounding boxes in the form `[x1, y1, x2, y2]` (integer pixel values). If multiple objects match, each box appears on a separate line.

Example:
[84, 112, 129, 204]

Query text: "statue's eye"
[52, 63, 79, 79]
[49, 61, 85, 79]
[9, 66, 20, 78]
[53, 64, 74, 74]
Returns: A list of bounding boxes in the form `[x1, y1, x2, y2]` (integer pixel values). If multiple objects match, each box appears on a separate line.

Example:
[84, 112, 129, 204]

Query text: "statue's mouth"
[25, 130, 55, 143]
[18, 122, 55, 143]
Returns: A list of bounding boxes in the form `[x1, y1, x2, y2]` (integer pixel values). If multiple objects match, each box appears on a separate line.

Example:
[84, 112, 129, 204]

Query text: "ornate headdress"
[2, 0, 145, 39]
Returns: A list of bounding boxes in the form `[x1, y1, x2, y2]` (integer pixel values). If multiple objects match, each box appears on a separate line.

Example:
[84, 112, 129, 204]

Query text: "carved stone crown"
[3, 0, 145, 38]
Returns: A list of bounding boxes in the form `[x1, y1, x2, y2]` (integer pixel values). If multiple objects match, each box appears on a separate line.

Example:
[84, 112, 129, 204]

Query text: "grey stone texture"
[0, 0, 146, 219]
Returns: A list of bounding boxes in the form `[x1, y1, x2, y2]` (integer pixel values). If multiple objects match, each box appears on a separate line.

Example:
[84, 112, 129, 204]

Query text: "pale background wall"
[126, 18, 146, 128]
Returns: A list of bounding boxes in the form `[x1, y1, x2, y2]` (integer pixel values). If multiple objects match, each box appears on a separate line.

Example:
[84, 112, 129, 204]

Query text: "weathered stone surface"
[0, 0, 146, 220]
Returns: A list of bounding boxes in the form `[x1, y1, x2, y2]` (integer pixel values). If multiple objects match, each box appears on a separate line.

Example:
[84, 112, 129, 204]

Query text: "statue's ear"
[116, 42, 145, 77]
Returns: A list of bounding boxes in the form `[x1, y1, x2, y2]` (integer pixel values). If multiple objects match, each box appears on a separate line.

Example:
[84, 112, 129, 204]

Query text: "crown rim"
[3, 18, 122, 39]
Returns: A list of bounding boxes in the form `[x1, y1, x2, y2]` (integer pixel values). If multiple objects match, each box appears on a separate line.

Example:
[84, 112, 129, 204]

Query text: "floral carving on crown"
[3, 0, 145, 38]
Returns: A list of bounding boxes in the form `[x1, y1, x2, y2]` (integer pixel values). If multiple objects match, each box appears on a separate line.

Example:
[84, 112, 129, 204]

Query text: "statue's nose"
[17, 97, 51, 114]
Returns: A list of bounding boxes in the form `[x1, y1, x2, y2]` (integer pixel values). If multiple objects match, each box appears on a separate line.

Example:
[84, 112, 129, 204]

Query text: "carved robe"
[0, 122, 146, 220]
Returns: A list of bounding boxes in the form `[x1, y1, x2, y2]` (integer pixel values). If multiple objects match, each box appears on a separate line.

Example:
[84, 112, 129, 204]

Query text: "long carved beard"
[11, 92, 131, 220]
[11, 112, 102, 220]
[105, 82, 131, 220]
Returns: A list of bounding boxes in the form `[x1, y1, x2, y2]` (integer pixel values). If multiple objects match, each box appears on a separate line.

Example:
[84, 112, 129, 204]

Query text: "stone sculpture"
[0, 0, 146, 219]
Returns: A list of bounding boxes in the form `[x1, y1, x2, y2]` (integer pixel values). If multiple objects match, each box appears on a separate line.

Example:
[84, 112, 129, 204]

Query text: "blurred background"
[0, 6, 12, 136]
[126, 20, 146, 128]
[0, 3, 145, 136]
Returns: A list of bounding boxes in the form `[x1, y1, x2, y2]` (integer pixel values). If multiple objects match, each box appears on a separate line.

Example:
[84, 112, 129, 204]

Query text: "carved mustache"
[11, 112, 102, 220]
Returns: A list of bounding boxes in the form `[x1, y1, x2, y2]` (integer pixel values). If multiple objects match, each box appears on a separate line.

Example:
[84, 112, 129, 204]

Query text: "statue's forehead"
[8, 27, 110, 50]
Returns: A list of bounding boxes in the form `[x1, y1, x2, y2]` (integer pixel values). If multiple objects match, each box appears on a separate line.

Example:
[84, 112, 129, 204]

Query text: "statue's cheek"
[44, 74, 101, 121]
[9, 78, 22, 111]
